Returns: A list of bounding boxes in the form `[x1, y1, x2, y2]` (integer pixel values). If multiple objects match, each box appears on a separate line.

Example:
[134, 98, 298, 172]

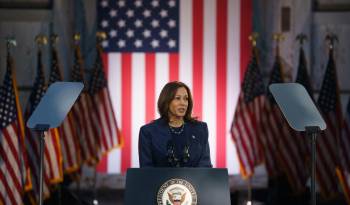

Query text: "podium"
[124, 168, 231, 205]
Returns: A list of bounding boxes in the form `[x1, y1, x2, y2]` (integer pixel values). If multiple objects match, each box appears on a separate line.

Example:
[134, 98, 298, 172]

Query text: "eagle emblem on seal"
[157, 178, 197, 205]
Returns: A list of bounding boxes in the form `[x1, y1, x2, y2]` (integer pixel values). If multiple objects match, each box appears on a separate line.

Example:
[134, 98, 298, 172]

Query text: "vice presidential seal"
[157, 178, 197, 205]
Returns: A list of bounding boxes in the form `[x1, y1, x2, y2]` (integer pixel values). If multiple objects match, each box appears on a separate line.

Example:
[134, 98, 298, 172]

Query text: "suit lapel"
[183, 122, 192, 145]
[154, 118, 172, 152]
[186, 122, 202, 165]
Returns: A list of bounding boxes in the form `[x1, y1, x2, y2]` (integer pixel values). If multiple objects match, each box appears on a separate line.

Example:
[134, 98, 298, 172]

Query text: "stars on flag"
[98, 0, 179, 52]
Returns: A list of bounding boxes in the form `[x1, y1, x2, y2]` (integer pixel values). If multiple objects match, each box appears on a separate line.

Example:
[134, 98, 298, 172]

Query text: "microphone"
[167, 141, 179, 167]
[182, 145, 190, 163]
[167, 140, 191, 167]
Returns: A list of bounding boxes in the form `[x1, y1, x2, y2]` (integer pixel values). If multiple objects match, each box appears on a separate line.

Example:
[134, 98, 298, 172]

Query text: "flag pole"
[50, 34, 63, 205]
[76, 172, 82, 199]
[244, 33, 258, 205]
[273, 33, 285, 58]
[73, 33, 82, 199]
[247, 176, 253, 205]
[35, 34, 49, 205]
[92, 165, 99, 205]
[90, 32, 107, 205]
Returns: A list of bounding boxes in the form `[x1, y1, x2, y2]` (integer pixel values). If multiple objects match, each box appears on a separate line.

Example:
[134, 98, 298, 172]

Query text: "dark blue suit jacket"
[138, 118, 212, 167]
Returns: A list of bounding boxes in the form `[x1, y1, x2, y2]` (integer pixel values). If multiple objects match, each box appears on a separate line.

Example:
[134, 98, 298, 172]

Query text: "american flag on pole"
[261, 47, 308, 192]
[292, 45, 313, 190]
[96, 0, 252, 174]
[316, 48, 342, 197]
[340, 99, 350, 174]
[0, 53, 27, 205]
[337, 98, 350, 204]
[231, 48, 264, 178]
[90, 43, 122, 156]
[294, 44, 313, 176]
[337, 97, 350, 204]
[259, 51, 284, 177]
[48, 46, 81, 173]
[71, 44, 100, 165]
[24, 50, 63, 201]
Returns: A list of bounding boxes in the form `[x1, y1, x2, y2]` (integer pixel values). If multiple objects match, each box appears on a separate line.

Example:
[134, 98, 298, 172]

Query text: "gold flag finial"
[73, 33, 81, 46]
[273, 33, 285, 43]
[249, 32, 259, 47]
[96, 31, 107, 43]
[74, 33, 81, 42]
[273, 33, 284, 56]
[325, 33, 338, 50]
[35, 34, 48, 47]
[296, 33, 307, 46]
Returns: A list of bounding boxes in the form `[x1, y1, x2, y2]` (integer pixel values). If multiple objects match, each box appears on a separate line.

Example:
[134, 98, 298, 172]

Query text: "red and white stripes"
[231, 93, 265, 177]
[317, 114, 341, 196]
[98, 0, 251, 174]
[72, 93, 100, 165]
[0, 123, 24, 205]
[92, 88, 120, 155]
[59, 113, 80, 173]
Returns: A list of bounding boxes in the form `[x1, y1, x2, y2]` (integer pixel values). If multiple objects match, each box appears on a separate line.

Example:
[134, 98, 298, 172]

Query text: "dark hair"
[157, 81, 196, 122]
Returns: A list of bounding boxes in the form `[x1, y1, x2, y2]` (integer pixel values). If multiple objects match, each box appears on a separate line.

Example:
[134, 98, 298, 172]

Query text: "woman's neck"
[168, 117, 184, 127]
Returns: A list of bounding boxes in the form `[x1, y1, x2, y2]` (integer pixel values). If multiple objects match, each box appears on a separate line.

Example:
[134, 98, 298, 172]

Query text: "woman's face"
[168, 87, 188, 120]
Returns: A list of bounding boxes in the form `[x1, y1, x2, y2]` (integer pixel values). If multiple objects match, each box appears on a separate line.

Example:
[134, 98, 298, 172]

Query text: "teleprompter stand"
[269, 83, 326, 205]
[27, 82, 83, 205]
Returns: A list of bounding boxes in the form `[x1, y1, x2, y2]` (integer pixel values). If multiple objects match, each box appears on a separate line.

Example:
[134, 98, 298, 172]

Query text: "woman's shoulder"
[186, 120, 208, 141]
[141, 118, 167, 130]
[187, 119, 207, 128]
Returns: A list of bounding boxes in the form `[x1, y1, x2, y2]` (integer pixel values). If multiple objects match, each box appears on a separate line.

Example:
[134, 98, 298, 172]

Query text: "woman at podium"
[138, 81, 212, 168]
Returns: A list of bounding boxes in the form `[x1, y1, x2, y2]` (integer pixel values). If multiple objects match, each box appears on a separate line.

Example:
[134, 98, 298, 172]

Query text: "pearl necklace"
[169, 123, 185, 135]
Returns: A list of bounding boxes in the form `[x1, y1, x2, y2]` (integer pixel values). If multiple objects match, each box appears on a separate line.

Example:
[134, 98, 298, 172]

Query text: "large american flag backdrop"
[97, 0, 252, 174]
